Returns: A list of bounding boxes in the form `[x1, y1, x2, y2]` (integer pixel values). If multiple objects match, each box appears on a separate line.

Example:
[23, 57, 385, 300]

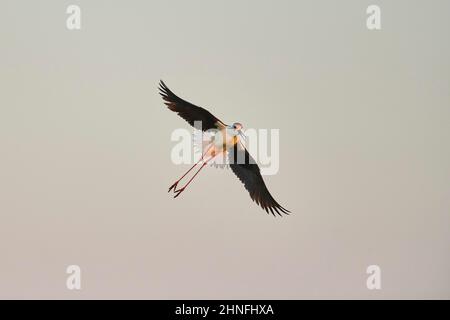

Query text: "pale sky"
[0, 0, 449, 299]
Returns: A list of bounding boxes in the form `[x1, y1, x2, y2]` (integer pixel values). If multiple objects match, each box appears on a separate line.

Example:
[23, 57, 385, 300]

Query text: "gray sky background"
[0, 0, 449, 299]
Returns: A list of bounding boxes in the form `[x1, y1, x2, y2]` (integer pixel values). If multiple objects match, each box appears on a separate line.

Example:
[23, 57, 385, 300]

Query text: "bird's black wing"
[159, 80, 226, 131]
[228, 143, 290, 216]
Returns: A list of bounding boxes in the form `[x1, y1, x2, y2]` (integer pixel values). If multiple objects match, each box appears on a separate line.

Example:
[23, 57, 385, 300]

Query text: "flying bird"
[159, 80, 290, 216]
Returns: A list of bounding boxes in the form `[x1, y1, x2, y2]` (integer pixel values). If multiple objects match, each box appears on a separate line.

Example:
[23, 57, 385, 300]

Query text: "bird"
[159, 80, 290, 216]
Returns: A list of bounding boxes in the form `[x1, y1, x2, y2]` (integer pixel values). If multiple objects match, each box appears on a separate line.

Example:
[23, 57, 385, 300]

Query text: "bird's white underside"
[192, 127, 241, 167]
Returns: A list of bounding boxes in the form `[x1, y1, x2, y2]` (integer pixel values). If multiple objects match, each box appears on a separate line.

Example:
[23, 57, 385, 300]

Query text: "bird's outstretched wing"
[228, 143, 290, 216]
[159, 80, 226, 131]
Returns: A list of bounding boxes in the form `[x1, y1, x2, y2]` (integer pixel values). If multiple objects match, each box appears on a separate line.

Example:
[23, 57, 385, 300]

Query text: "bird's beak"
[238, 130, 248, 144]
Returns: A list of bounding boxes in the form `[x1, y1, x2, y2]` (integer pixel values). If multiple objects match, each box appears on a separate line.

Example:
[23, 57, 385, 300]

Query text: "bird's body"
[159, 80, 290, 216]
[209, 126, 240, 156]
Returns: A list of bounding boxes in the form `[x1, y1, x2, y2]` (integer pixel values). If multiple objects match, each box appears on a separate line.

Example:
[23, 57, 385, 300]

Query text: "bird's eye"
[233, 125, 236, 129]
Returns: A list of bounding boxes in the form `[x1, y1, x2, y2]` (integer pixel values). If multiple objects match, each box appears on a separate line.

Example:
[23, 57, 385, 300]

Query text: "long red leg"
[168, 144, 213, 193]
[172, 153, 218, 198]
[168, 158, 202, 193]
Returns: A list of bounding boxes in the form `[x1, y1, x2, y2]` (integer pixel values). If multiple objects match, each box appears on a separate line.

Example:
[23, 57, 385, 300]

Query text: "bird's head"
[231, 122, 243, 132]
[227, 122, 243, 136]
[228, 122, 247, 143]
